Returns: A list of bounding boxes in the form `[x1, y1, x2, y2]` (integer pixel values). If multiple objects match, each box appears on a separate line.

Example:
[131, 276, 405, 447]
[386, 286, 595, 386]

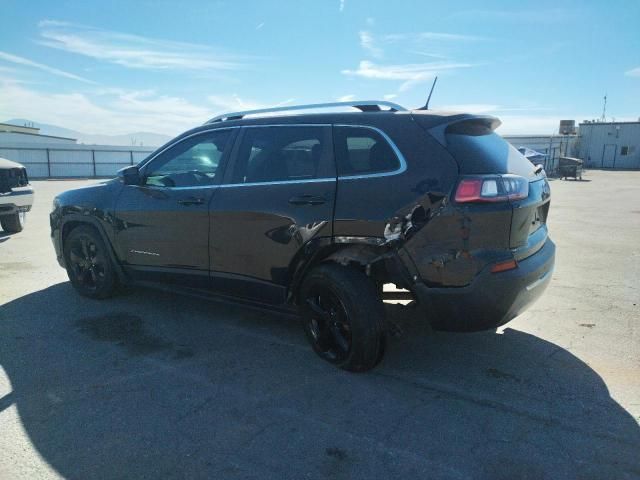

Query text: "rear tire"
[0, 211, 25, 233]
[299, 264, 386, 372]
[64, 225, 117, 299]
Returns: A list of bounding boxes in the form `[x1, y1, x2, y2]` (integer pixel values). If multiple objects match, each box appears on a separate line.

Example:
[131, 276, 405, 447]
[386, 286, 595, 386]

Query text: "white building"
[0, 122, 77, 145]
[577, 121, 640, 169]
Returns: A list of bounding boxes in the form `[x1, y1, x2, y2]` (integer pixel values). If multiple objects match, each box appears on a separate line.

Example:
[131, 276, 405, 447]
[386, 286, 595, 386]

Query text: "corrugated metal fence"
[0, 144, 155, 178]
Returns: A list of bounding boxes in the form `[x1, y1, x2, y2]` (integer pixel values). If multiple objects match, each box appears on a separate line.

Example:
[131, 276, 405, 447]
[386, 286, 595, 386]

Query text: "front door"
[602, 144, 616, 168]
[114, 128, 235, 286]
[209, 125, 336, 303]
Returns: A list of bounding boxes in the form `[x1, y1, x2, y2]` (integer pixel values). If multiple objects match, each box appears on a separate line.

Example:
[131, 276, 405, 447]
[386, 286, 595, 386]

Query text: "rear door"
[602, 144, 616, 168]
[114, 128, 234, 286]
[209, 125, 336, 304]
[331, 124, 408, 238]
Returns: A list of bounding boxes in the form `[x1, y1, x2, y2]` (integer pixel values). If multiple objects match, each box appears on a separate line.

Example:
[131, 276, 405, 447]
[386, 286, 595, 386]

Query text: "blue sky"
[0, 0, 639, 136]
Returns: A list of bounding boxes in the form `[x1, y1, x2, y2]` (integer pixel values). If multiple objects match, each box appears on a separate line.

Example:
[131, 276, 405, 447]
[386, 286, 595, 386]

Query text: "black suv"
[51, 101, 554, 372]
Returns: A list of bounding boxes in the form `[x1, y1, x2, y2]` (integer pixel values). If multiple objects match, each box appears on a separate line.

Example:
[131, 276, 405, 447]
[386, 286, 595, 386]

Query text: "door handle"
[178, 197, 205, 206]
[288, 195, 326, 205]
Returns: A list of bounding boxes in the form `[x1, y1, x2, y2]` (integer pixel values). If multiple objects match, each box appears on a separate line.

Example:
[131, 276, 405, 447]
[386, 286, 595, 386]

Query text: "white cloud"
[383, 94, 397, 100]
[37, 21, 244, 71]
[337, 94, 356, 102]
[0, 79, 210, 136]
[256, 22, 265, 30]
[207, 94, 294, 115]
[359, 31, 383, 58]
[409, 51, 449, 60]
[339, 0, 345, 12]
[625, 67, 640, 77]
[355, 30, 481, 65]
[0, 50, 95, 83]
[342, 60, 473, 92]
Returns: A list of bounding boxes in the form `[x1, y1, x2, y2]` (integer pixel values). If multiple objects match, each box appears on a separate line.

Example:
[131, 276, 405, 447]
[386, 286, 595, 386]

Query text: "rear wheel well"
[292, 243, 412, 304]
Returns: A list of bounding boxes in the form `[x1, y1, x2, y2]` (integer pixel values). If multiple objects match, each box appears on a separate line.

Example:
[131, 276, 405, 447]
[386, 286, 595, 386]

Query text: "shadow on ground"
[1, 283, 639, 479]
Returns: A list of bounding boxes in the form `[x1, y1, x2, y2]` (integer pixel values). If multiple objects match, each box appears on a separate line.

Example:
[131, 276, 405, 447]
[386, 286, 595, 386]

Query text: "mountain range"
[3, 119, 172, 147]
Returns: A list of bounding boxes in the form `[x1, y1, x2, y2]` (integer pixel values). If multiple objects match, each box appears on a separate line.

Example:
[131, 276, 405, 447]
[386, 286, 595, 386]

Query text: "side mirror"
[117, 165, 141, 185]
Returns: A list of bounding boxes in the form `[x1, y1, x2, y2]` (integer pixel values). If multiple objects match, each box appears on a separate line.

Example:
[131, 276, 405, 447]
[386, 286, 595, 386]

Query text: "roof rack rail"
[205, 100, 408, 124]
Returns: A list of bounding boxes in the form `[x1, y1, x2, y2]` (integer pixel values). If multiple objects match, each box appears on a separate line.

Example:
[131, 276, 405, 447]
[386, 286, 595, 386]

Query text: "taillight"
[454, 174, 529, 203]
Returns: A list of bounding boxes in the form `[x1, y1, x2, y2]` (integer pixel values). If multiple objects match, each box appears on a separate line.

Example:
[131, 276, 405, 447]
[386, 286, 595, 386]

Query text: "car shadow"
[1, 283, 639, 479]
[0, 231, 12, 243]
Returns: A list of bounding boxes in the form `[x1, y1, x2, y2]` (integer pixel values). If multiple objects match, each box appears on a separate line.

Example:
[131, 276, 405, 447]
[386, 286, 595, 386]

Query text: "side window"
[333, 126, 401, 176]
[231, 126, 332, 184]
[144, 129, 232, 187]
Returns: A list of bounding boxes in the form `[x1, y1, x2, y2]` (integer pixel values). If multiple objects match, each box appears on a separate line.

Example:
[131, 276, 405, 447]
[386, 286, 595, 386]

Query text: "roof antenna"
[418, 76, 438, 110]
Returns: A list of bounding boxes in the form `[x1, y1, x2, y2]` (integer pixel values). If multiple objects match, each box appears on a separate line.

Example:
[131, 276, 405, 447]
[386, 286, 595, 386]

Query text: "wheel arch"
[287, 239, 412, 305]
[60, 215, 127, 283]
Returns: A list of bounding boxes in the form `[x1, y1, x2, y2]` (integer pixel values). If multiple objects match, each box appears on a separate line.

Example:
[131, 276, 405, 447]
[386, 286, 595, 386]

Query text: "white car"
[0, 157, 34, 233]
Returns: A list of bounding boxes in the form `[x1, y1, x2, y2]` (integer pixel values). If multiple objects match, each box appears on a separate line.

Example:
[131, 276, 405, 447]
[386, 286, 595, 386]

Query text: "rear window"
[333, 126, 400, 176]
[446, 130, 536, 178]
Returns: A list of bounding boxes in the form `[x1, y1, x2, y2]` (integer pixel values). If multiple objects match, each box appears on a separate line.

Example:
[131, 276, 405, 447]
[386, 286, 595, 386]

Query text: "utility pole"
[600, 94, 607, 122]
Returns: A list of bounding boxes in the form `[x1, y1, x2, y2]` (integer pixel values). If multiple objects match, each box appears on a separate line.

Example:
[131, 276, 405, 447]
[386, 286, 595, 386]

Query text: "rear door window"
[230, 126, 333, 184]
[333, 126, 401, 177]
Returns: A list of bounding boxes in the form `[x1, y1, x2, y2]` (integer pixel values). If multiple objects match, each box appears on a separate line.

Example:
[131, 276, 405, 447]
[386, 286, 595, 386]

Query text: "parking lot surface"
[1, 171, 639, 479]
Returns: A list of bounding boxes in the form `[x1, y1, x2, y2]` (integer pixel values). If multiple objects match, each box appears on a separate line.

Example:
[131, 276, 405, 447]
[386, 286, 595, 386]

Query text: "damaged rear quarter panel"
[332, 116, 512, 288]
[401, 201, 513, 287]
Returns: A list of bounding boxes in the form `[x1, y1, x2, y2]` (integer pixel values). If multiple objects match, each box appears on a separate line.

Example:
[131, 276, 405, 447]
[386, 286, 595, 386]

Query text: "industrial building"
[577, 121, 640, 169]
[0, 122, 77, 145]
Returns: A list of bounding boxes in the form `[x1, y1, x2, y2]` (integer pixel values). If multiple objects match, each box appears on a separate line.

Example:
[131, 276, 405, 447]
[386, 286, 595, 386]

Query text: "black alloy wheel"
[64, 226, 117, 299]
[300, 264, 386, 372]
[305, 286, 353, 364]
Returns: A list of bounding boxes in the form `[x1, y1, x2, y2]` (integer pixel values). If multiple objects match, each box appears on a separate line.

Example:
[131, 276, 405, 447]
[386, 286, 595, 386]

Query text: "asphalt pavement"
[1, 171, 639, 479]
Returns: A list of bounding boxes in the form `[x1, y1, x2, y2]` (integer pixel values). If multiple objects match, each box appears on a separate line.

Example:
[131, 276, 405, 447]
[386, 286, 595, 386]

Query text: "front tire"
[0, 211, 25, 233]
[300, 264, 386, 372]
[63, 225, 117, 299]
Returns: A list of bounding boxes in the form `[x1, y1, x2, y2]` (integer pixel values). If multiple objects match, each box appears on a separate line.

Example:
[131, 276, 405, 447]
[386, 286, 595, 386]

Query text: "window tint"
[231, 126, 331, 184]
[145, 129, 231, 187]
[334, 126, 400, 176]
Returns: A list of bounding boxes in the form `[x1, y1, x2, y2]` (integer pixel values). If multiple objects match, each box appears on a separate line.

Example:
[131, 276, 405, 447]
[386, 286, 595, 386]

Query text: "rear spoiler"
[413, 113, 501, 146]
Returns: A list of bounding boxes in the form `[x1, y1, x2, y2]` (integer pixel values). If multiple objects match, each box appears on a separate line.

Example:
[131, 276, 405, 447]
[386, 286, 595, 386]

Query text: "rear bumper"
[0, 186, 34, 215]
[413, 238, 555, 331]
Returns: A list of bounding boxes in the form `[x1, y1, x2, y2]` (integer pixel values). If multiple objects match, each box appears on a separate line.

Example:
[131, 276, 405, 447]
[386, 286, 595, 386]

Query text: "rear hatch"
[442, 117, 550, 259]
[414, 113, 551, 258]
